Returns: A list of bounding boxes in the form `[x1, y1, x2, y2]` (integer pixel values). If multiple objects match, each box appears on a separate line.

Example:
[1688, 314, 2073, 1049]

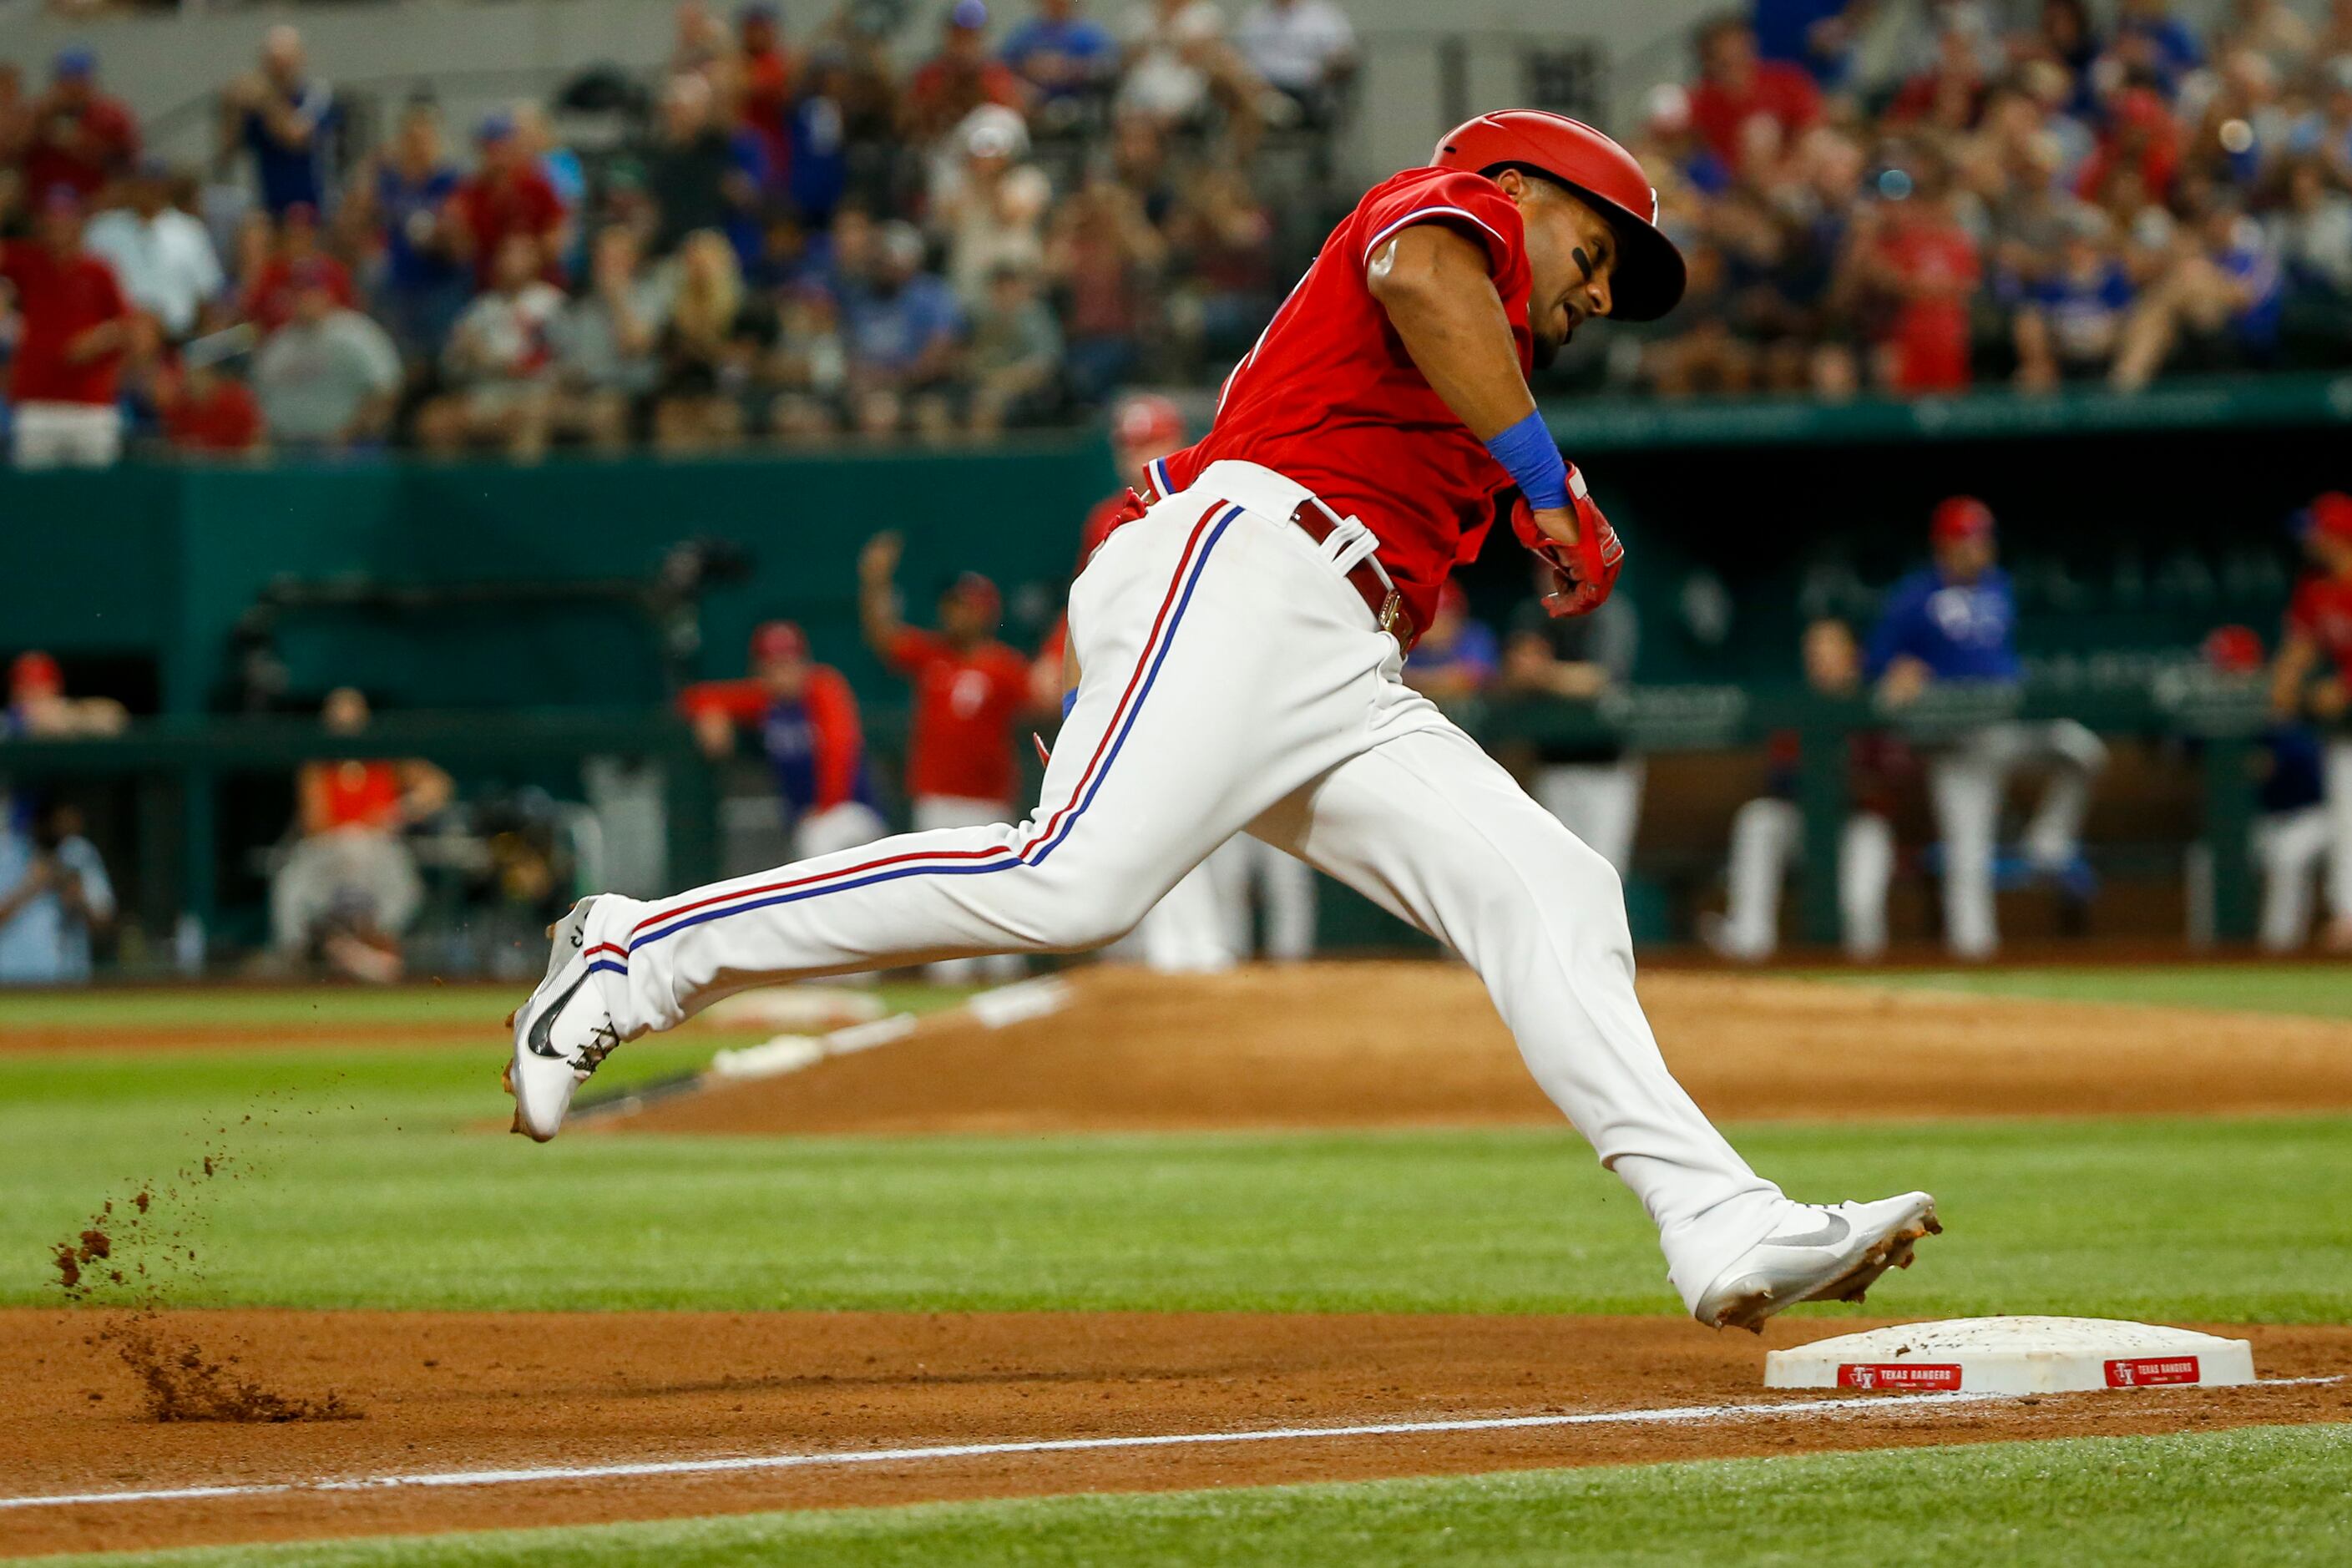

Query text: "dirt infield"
[4, 1308, 2345, 1559]
[616, 964, 2352, 1136]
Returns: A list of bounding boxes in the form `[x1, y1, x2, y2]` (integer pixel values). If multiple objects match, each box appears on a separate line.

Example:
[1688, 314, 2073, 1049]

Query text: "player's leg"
[2018, 719, 2107, 873]
[1715, 796, 1798, 959]
[1257, 725, 1830, 1314]
[1838, 812, 1894, 960]
[1928, 740, 2003, 959]
[2322, 741, 2352, 948]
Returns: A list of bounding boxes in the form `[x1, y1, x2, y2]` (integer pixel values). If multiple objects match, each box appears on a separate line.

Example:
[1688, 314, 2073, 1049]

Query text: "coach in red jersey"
[512, 112, 1940, 1341]
[2270, 492, 2352, 953]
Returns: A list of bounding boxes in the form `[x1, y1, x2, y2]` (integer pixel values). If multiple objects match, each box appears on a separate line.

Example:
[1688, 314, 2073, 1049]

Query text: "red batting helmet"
[1431, 109, 1687, 322]
[749, 620, 808, 665]
[1930, 496, 1995, 544]
[1111, 393, 1185, 457]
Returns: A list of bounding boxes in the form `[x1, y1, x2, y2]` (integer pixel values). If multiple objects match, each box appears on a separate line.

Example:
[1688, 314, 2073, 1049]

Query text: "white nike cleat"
[502, 897, 621, 1143]
[1693, 1191, 1940, 1333]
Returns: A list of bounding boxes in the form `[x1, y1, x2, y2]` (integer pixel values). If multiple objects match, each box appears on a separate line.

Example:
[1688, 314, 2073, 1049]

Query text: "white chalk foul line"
[5, 1377, 2334, 1515]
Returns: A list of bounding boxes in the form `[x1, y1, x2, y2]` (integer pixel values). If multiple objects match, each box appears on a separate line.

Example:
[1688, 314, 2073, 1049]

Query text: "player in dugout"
[680, 621, 888, 863]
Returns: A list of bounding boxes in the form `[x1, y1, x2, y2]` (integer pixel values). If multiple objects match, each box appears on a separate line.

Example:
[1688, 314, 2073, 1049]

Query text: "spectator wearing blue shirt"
[838, 215, 966, 438]
[357, 98, 467, 360]
[1002, 0, 1119, 115]
[1402, 581, 1499, 709]
[223, 25, 341, 217]
[2107, 0, 2203, 95]
[2113, 200, 2285, 389]
[2013, 207, 2134, 388]
[0, 801, 114, 986]
[1751, 0, 1863, 87]
[1866, 498, 2106, 958]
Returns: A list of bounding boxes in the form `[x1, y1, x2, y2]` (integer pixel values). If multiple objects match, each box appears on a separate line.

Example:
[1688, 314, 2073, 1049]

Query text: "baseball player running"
[508, 111, 1939, 1331]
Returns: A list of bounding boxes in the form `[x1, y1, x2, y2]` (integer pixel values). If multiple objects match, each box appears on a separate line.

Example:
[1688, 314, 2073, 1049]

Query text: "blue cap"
[54, 47, 96, 79]
[476, 110, 517, 143]
[949, 0, 988, 28]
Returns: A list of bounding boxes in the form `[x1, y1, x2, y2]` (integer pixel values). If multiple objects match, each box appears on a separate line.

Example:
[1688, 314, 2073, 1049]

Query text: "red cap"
[1431, 109, 1686, 321]
[2310, 491, 2352, 544]
[2203, 625, 2263, 675]
[9, 650, 63, 700]
[1111, 393, 1185, 457]
[1931, 496, 1995, 544]
[749, 620, 807, 665]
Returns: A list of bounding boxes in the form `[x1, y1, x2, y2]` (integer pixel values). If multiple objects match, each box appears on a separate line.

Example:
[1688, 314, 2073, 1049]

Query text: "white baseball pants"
[1716, 797, 1893, 961]
[581, 459, 1787, 1307]
[2324, 740, 2352, 938]
[2253, 805, 2332, 953]
[1927, 719, 2106, 959]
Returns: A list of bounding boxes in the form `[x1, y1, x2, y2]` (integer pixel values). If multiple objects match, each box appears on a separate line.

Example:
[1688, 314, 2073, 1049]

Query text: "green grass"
[1820, 964, 2352, 1019]
[4, 1029, 2349, 1318]
[40, 1425, 2352, 1567]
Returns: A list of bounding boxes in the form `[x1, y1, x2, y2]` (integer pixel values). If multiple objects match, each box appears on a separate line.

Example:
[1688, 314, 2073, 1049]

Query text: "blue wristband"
[1484, 409, 1570, 512]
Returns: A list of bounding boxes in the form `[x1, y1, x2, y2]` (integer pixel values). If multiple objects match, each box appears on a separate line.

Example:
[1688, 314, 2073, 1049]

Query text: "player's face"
[2315, 534, 2352, 579]
[758, 656, 808, 698]
[1935, 534, 1995, 582]
[1509, 178, 1620, 367]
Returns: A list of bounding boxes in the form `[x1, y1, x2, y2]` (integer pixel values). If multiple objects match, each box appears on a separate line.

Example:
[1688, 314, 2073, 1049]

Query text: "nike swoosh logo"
[1763, 1214, 1850, 1248]
[526, 971, 590, 1060]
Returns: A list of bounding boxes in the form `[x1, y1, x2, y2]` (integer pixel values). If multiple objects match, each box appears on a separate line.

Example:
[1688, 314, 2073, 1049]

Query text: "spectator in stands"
[0, 799, 115, 987]
[2013, 206, 2135, 388]
[2107, 0, 2205, 94]
[222, 25, 341, 218]
[786, 48, 858, 225]
[1044, 165, 1163, 402]
[1117, 0, 1264, 152]
[240, 202, 356, 335]
[2076, 86, 2182, 208]
[907, 0, 1032, 147]
[1163, 161, 1277, 366]
[547, 224, 667, 453]
[651, 228, 777, 453]
[252, 263, 402, 452]
[270, 686, 452, 984]
[839, 215, 965, 438]
[1687, 14, 1820, 176]
[2273, 155, 2352, 364]
[451, 114, 567, 291]
[1885, 8, 1992, 133]
[1504, 572, 1644, 878]
[83, 159, 223, 344]
[858, 529, 1036, 979]
[646, 72, 766, 264]
[2269, 491, 2352, 951]
[20, 48, 138, 202]
[766, 285, 852, 439]
[1400, 582, 1498, 709]
[418, 234, 564, 459]
[1853, 164, 1981, 395]
[0, 186, 130, 470]
[160, 350, 265, 457]
[1235, 0, 1356, 125]
[937, 105, 1051, 309]
[965, 261, 1063, 432]
[681, 620, 888, 861]
[1752, 0, 1867, 87]
[0, 64, 31, 175]
[1002, 0, 1120, 123]
[736, 3, 797, 183]
[348, 97, 468, 362]
[2112, 196, 2284, 388]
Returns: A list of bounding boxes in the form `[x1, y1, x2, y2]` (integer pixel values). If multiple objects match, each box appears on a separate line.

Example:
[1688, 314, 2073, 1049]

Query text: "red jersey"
[680, 666, 866, 810]
[452, 169, 567, 286]
[240, 254, 358, 333]
[306, 759, 402, 831]
[164, 376, 264, 453]
[1156, 167, 1533, 636]
[1688, 64, 1821, 170]
[2288, 574, 2352, 683]
[0, 241, 129, 406]
[887, 629, 1031, 804]
[1877, 220, 1978, 393]
[22, 95, 141, 199]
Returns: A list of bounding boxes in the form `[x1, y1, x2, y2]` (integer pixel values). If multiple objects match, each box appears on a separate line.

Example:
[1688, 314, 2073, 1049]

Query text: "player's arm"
[2271, 628, 2322, 719]
[807, 670, 863, 809]
[857, 531, 907, 656]
[1367, 225, 1618, 615]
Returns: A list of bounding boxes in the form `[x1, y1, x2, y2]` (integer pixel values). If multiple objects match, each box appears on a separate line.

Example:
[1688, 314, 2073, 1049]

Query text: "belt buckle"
[1377, 589, 1402, 633]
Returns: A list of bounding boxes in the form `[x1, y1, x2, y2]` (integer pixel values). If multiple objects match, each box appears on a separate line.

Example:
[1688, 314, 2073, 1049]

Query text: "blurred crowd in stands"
[3, 0, 2352, 465]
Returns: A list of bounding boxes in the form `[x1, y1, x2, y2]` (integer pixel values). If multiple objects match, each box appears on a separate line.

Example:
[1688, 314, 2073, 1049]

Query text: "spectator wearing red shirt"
[905, 0, 1031, 146]
[0, 186, 131, 469]
[161, 356, 266, 456]
[1861, 176, 1980, 394]
[237, 201, 357, 333]
[451, 114, 569, 289]
[19, 49, 139, 202]
[2075, 86, 2181, 206]
[737, 2, 797, 188]
[1687, 16, 1820, 174]
[2269, 493, 2352, 950]
[858, 528, 1036, 979]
